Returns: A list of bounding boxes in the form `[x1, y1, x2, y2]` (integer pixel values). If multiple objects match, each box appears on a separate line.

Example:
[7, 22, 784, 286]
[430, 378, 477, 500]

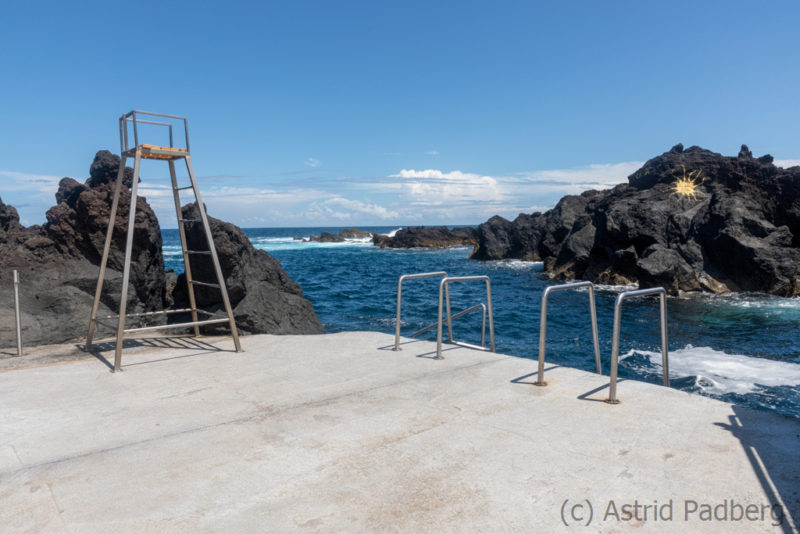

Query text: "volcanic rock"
[305, 228, 373, 242]
[1, 151, 325, 349]
[309, 231, 344, 243]
[373, 226, 477, 248]
[0, 150, 165, 348]
[471, 144, 800, 296]
[173, 203, 324, 335]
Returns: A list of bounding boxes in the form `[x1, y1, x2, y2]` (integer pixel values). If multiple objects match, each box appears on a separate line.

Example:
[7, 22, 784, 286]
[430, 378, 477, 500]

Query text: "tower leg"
[169, 160, 200, 336]
[184, 155, 242, 352]
[113, 151, 142, 371]
[86, 156, 127, 351]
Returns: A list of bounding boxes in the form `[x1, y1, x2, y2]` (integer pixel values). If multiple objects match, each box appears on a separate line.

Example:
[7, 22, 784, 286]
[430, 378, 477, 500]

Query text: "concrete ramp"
[0, 332, 798, 532]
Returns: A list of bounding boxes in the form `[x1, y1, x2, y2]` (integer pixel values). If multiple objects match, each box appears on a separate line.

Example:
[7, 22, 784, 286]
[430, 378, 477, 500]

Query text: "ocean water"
[163, 226, 800, 419]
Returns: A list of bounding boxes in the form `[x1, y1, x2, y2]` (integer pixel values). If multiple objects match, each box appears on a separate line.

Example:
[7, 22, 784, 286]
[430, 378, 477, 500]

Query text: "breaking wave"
[621, 345, 800, 395]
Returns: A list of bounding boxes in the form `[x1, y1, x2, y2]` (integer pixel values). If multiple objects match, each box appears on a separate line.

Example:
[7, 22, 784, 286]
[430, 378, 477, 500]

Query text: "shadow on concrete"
[715, 406, 800, 533]
[577, 381, 616, 403]
[377, 339, 461, 359]
[84, 336, 224, 371]
[415, 346, 458, 359]
[377, 339, 421, 351]
[509, 367, 560, 385]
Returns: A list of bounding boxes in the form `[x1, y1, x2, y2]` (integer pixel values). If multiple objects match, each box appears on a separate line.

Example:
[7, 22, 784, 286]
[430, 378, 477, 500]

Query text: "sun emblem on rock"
[668, 165, 704, 200]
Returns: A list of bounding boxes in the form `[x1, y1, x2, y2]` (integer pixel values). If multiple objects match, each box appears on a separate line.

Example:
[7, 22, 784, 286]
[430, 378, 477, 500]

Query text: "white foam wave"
[711, 295, 800, 310]
[344, 236, 374, 244]
[250, 237, 374, 252]
[593, 283, 639, 292]
[487, 259, 544, 271]
[621, 345, 800, 395]
[252, 237, 305, 243]
[386, 227, 403, 238]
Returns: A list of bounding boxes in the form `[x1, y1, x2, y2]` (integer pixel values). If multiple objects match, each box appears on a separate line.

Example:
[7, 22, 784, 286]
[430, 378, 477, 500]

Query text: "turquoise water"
[163, 227, 800, 419]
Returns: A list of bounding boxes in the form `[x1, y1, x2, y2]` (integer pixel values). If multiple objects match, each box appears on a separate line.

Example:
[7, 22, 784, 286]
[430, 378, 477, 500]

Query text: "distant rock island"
[372, 226, 477, 248]
[471, 144, 800, 296]
[300, 228, 373, 242]
[0, 151, 323, 348]
[299, 226, 477, 249]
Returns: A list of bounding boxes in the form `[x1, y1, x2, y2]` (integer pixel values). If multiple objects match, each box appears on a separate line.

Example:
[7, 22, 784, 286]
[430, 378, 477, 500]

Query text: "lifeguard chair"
[86, 110, 242, 371]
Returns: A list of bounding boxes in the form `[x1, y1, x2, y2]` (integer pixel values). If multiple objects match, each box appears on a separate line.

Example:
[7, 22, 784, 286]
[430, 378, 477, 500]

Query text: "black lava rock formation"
[305, 228, 373, 242]
[173, 203, 324, 335]
[373, 226, 477, 248]
[470, 144, 800, 296]
[0, 151, 165, 347]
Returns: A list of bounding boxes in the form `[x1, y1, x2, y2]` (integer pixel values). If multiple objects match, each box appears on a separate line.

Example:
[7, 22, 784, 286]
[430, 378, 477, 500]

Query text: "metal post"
[13, 270, 22, 357]
[112, 150, 142, 372]
[435, 280, 446, 360]
[485, 277, 495, 352]
[86, 154, 127, 351]
[607, 287, 669, 404]
[660, 293, 669, 383]
[535, 281, 601, 386]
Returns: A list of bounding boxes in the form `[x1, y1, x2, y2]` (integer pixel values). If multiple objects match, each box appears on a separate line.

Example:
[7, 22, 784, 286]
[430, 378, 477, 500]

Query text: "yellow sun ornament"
[668, 165, 704, 200]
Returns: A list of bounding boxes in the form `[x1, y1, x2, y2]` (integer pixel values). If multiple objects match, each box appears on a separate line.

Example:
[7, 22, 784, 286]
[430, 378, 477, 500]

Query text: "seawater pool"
[163, 227, 800, 419]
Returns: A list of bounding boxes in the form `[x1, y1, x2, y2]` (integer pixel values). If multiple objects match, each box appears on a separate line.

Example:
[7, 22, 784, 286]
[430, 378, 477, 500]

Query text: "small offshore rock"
[372, 226, 477, 248]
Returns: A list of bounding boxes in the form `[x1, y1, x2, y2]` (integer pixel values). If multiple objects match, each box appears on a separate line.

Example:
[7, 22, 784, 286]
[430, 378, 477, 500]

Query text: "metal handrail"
[535, 281, 600, 386]
[607, 287, 669, 404]
[411, 303, 487, 347]
[436, 276, 495, 359]
[394, 272, 449, 350]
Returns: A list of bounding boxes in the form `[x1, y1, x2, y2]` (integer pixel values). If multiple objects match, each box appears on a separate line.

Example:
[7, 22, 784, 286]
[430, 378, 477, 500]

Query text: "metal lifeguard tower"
[86, 110, 242, 371]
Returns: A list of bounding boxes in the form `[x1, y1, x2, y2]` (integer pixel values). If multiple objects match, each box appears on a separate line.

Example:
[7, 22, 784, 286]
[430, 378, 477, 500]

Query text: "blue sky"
[1, 1, 799, 228]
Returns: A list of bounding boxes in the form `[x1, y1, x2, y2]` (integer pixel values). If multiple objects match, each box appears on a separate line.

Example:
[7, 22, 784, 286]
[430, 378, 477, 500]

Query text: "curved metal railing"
[436, 276, 495, 359]
[607, 287, 670, 404]
[535, 281, 601, 386]
[394, 272, 449, 351]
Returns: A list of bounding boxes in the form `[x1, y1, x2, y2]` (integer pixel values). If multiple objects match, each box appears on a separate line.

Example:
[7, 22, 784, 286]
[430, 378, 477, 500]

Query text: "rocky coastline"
[0, 151, 323, 348]
[471, 144, 800, 296]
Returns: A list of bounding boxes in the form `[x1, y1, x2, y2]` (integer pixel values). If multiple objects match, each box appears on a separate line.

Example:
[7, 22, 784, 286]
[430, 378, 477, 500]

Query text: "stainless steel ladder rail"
[394, 272, 450, 351]
[86, 110, 242, 372]
[411, 303, 486, 347]
[436, 276, 495, 359]
[607, 287, 669, 404]
[535, 281, 601, 386]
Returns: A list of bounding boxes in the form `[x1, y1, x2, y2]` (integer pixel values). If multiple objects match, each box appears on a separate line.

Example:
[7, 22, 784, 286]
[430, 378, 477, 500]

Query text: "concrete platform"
[0, 332, 798, 533]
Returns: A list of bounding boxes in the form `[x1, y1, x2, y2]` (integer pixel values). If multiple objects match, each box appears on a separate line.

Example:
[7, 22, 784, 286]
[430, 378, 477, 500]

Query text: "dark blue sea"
[163, 226, 800, 419]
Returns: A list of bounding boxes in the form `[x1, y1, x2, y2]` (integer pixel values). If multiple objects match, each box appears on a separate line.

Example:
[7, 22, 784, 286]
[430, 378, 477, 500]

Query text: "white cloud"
[305, 157, 321, 168]
[425, 150, 439, 156]
[305, 197, 398, 221]
[520, 161, 643, 191]
[0, 170, 62, 194]
[388, 169, 505, 205]
[775, 159, 800, 169]
[0, 159, 656, 227]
